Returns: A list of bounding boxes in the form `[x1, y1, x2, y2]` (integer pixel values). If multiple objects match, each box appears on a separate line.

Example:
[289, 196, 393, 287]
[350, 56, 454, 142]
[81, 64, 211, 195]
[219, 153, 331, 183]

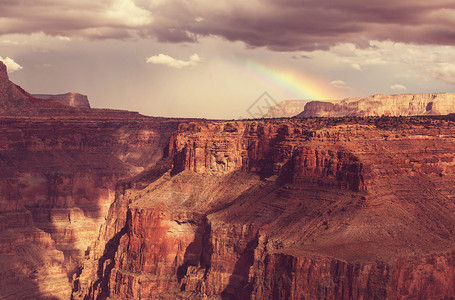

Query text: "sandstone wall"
[0, 116, 180, 299]
[74, 116, 455, 299]
[33, 93, 91, 109]
[0, 63, 182, 299]
[263, 100, 308, 118]
[298, 93, 455, 117]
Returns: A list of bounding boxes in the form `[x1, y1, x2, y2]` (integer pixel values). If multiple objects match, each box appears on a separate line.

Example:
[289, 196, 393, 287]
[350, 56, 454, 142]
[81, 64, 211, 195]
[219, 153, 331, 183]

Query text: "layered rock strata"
[297, 93, 455, 117]
[75, 116, 455, 299]
[4, 59, 455, 299]
[33, 92, 91, 108]
[0, 61, 183, 299]
[263, 100, 308, 118]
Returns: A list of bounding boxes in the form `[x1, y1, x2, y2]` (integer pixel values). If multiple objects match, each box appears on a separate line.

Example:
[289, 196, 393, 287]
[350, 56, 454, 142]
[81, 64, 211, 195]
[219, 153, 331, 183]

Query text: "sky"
[1, 0, 455, 119]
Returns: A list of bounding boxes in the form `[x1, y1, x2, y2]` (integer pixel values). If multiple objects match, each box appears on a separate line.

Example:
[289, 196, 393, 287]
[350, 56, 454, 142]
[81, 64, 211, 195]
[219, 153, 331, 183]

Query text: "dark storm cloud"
[2, 0, 455, 50]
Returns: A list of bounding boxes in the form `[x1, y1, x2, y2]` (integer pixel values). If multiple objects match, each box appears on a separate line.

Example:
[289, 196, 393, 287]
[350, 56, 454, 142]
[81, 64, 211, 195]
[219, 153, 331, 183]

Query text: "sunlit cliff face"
[74, 117, 455, 299]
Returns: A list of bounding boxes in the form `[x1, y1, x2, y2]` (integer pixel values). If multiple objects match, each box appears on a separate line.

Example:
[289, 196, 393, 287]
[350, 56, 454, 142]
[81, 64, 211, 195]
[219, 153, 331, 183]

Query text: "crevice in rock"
[177, 216, 212, 287]
[88, 209, 132, 300]
[221, 232, 259, 300]
[200, 218, 213, 280]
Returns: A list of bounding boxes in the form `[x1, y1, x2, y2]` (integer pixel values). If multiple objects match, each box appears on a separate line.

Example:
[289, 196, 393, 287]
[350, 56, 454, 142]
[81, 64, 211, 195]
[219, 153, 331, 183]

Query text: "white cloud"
[106, 0, 153, 27]
[390, 84, 408, 91]
[0, 56, 23, 72]
[0, 39, 26, 45]
[330, 80, 352, 90]
[304, 41, 455, 86]
[146, 53, 201, 68]
[351, 63, 362, 71]
[57, 36, 71, 41]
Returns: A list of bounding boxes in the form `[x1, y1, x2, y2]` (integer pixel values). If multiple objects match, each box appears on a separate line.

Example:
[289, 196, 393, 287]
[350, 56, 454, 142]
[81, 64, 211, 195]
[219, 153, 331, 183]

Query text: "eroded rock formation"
[263, 100, 308, 118]
[0, 61, 183, 299]
[74, 116, 455, 299]
[297, 93, 455, 117]
[33, 93, 91, 108]
[3, 59, 455, 299]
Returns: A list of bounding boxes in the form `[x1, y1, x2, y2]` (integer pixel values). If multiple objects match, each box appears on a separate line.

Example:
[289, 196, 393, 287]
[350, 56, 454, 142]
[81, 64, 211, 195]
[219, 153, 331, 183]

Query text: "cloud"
[2, 1, 455, 51]
[0, 56, 23, 72]
[57, 36, 71, 41]
[292, 54, 312, 59]
[428, 63, 455, 84]
[390, 84, 408, 91]
[330, 80, 352, 90]
[351, 63, 362, 71]
[146, 53, 201, 68]
[315, 41, 455, 85]
[0, 0, 153, 40]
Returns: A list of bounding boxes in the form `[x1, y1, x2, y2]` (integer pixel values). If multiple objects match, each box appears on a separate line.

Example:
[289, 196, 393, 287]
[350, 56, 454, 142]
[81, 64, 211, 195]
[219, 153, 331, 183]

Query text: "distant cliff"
[263, 100, 308, 118]
[297, 93, 455, 117]
[33, 92, 91, 108]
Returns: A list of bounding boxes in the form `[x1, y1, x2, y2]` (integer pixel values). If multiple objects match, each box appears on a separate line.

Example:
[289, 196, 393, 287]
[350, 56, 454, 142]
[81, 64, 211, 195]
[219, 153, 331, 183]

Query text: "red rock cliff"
[263, 100, 309, 118]
[74, 116, 455, 299]
[169, 121, 367, 191]
[297, 93, 455, 117]
[0, 62, 185, 299]
[33, 92, 91, 108]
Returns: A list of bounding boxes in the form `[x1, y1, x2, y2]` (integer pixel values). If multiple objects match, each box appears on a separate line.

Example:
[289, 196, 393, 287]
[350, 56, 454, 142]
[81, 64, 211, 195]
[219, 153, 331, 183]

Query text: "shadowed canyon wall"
[3, 59, 455, 299]
[0, 61, 183, 299]
[0, 116, 182, 299]
[74, 116, 455, 299]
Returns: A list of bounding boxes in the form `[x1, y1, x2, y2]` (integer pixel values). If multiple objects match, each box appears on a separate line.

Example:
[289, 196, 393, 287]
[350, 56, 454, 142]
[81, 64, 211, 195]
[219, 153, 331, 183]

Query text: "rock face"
[33, 92, 91, 108]
[263, 100, 308, 118]
[0, 117, 181, 299]
[4, 60, 455, 299]
[297, 93, 455, 117]
[0, 61, 140, 117]
[74, 116, 455, 299]
[0, 61, 37, 114]
[0, 61, 184, 299]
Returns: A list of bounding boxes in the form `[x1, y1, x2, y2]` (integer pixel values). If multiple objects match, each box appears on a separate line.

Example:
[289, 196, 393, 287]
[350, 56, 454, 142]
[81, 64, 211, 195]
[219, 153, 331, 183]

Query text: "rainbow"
[241, 60, 338, 100]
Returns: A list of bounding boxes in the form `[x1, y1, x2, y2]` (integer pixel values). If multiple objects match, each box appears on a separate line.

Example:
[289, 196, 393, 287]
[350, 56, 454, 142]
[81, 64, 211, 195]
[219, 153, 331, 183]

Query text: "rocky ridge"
[33, 92, 91, 109]
[263, 100, 308, 118]
[0, 61, 141, 118]
[0, 61, 185, 299]
[74, 116, 455, 299]
[3, 59, 455, 299]
[297, 93, 455, 117]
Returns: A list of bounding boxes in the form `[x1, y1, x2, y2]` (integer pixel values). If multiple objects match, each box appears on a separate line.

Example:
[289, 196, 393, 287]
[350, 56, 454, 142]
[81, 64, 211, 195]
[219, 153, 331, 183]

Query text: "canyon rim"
[3, 0, 455, 299]
[1, 60, 455, 299]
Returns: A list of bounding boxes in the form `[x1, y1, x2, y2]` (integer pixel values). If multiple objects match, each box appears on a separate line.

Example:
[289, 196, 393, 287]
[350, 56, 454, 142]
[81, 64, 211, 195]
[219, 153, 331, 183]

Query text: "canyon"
[1, 60, 455, 299]
[73, 116, 455, 299]
[0, 61, 183, 299]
